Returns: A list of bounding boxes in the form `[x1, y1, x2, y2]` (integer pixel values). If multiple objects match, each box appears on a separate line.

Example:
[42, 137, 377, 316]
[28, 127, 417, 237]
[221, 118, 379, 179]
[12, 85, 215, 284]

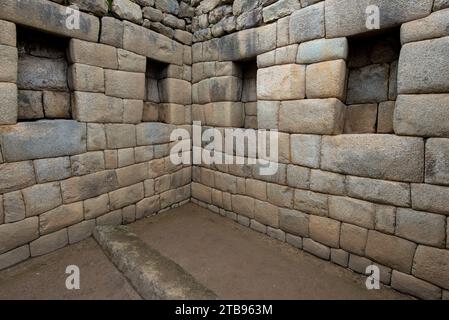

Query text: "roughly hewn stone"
[68, 39, 117, 69]
[289, 2, 324, 44]
[413, 245, 449, 290]
[84, 194, 110, 220]
[257, 64, 305, 101]
[425, 138, 449, 185]
[43, 91, 71, 119]
[109, 183, 144, 210]
[401, 8, 449, 44]
[347, 64, 389, 104]
[303, 238, 330, 260]
[39, 202, 83, 235]
[0, 245, 29, 270]
[297, 38, 348, 64]
[411, 183, 449, 215]
[18, 90, 44, 120]
[391, 271, 442, 300]
[30, 229, 68, 257]
[340, 223, 368, 256]
[0, 217, 39, 254]
[294, 189, 328, 216]
[0, 20, 16, 47]
[328, 196, 375, 229]
[34, 157, 71, 184]
[68, 63, 104, 93]
[0, 82, 18, 124]
[106, 124, 136, 148]
[306, 60, 346, 100]
[0, 161, 36, 194]
[344, 104, 378, 134]
[100, 17, 124, 47]
[22, 183, 62, 217]
[310, 170, 345, 196]
[112, 0, 143, 24]
[3, 191, 26, 224]
[309, 215, 340, 248]
[68, 220, 96, 244]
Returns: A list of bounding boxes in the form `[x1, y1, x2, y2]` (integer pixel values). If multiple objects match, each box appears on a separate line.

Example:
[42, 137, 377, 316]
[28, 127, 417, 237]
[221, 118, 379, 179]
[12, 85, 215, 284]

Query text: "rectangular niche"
[17, 26, 71, 120]
[238, 60, 258, 129]
[344, 28, 400, 134]
[143, 59, 169, 122]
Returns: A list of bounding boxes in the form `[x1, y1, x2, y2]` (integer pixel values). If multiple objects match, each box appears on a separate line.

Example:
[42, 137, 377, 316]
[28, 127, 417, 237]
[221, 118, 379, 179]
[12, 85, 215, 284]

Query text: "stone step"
[93, 225, 217, 300]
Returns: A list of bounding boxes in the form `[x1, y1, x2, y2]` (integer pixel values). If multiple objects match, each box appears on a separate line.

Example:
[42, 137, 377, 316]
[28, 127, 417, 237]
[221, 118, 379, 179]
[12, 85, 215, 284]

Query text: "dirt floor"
[0, 203, 408, 300]
[0, 238, 141, 300]
[129, 203, 408, 300]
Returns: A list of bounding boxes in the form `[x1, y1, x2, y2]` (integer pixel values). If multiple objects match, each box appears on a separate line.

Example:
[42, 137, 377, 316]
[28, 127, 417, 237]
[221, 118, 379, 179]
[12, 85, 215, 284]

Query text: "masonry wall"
[189, 0, 449, 300]
[0, 0, 194, 270]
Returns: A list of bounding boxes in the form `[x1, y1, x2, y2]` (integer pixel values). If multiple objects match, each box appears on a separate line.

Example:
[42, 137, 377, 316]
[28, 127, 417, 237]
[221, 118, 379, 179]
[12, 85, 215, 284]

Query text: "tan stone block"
[267, 183, 293, 208]
[0, 20, 16, 47]
[71, 151, 105, 176]
[68, 39, 117, 69]
[391, 271, 442, 300]
[303, 238, 330, 260]
[377, 101, 395, 133]
[294, 189, 328, 216]
[105, 70, 145, 100]
[0, 245, 29, 270]
[68, 63, 104, 93]
[84, 194, 110, 220]
[0, 217, 38, 254]
[96, 209, 123, 226]
[0, 82, 18, 124]
[254, 200, 279, 228]
[340, 223, 368, 256]
[309, 215, 340, 248]
[72, 92, 123, 123]
[30, 229, 68, 257]
[109, 183, 144, 210]
[331, 248, 349, 267]
[117, 49, 146, 73]
[306, 60, 346, 100]
[159, 78, 192, 105]
[246, 179, 267, 201]
[43, 91, 70, 119]
[344, 104, 378, 134]
[279, 208, 309, 237]
[0, 44, 17, 83]
[310, 170, 345, 195]
[105, 124, 136, 149]
[257, 64, 305, 100]
[3, 191, 25, 224]
[231, 194, 255, 218]
[22, 182, 62, 217]
[413, 245, 449, 290]
[39, 202, 83, 235]
[375, 205, 396, 235]
[136, 196, 160, 219]
[159, 103, 186, 125]
[68, 220, 96, 244]
[34, 157, 71, 183]
[328, 196, 375, 229]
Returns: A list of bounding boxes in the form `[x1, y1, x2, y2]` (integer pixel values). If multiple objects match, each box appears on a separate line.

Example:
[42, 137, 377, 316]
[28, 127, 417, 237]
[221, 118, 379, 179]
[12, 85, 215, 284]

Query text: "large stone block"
[3, 191, 25, 223]
[105, 124, 136, 148]
[68, 220, 96, 244]
[297, 38, 348, 64]
[346, 176, 410, 207]
[413, 246, 449, 290]
[279, 99, 345, 135]
[257, 64, 305, 101]
[68, 39, 117, 69]
[377, 101, 395, 134]
[340, 223, 368, 256]
[18, 90, 43, 120]
[310, 170, 345, 196]
[209, 76, 242, 102]
[33, 157, 71, 183]
[116, 163, 148, 187]
[100, 17, 124, 48]
[309, 215, 340, 248]
[158, 79, 192, 105]
[328, 196, 375, 229]
[105, 70, 145, 100]
[289, 2, 324, 44]
[294, 189, 328, 216]
[344, 104, 378, 134]
[391, 271, 442, 300]
[39, 202, 83, 235]
[0, 120, 86, 162]
[30, 229, 68, 257]
[0, 83, 18, 124]
[303, 238, 330, 260]
[325, 0, 432, 38]
[365, 230, 417, 273]
[136, 123, 174, 145]
[60, 170, 118, 203]
[204, 102, 244, 127]
[0, 161, 36, 194]
[117, 49, 146, 73]
[68, 63, 104, 93]
[398, 37, 449, 94]
[267, 184, 293, 208]
[0, 0, 100, 42]
[286, 165, 310, 190]
[0, 245, 29, 270]
[43, 91, 71, 119]
[396, 208, 446, 247]
[69, 0, 108, 16]
[257, 101, 279, 129]
[123, 21, 183, 65]
[72, 92, 123, 123]
[0, 20, 16, 47]
[84, 194, 110, 220]
[425, 138, 449, 185]
[401, 8, 449, 44]
[109, 183, 144, 210]
[0, 217, 38, 254]
[279, 208, 309, 237]
[290, 134, 321, 168]
[71, 151, 105, 176]
[112, 0, 143, 24]
[306, 60, 346, 100]
[0, 45, 17, 83]
[321, 135, 424, 183]
[411, 184, 449, 215]
[22, 183, 62, 217]
[346, 64, 389, 104]
[254, 200, 279, 228]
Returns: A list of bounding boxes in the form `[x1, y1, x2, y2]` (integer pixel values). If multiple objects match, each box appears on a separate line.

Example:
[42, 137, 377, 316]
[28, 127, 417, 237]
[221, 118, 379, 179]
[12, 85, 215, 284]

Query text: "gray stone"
[340, 223, 368, 256]
[310, 170, 345, 196]
[136, 196, 160, 219]
[411, 183, 449, 215]
[435, 0, 449, 11]
[401, 9, 449, 44]
[0, 83, 18, 124]
[0, 245, 29, 270]
[0, 217, 39, 254]
[263, 0, 301, 23]
[34, 157, 71, 183]
[100, 17, 124, 48]
[112, 0, 143, 24]
[328, 196, 375, 229]
[72, 92, 123, 123]
[286, 165, 310, 190]
[303, 238, 330, 260]
[155, 0, 179, 15]
[377, 101, 395, 134]
[68, 220, 96, 244]
[143, 7, 164, 22]
[294, 189, 328, 216]
[3, 191, 26, 223]
[105, 70, 145, 100]
[289, 2, 324, 44]
[69, 39, 117, 69]
[68, 63, 104, 93]
[391, 271, 442, 300]
[297, 38, 348, 64]
[309, 215, 340, 248]
[375, 205, 396, 235]
[22, 183, 62, 217]
[106, 124, 136, 149]
[71, 152, 105, 176]
[136, 123, 174, 145]
[347, 64, 389, 104]
[425, 138, 449, 185]
[30, 229, 68, 257]
[257, 101, 279, 129]
[71, 0, 108, 16]
[97, 210, 123, 226]
[0, 161, 36, 194]
[398, 37, 449, 94]
[17, 54, 67, 91]
[257, 64, 305, 101]
[43, 91, 71, 119]
[18, 90, 44, 120]
[0, 120, 86, 162]
[344, 104, 378, 134]
[109, 183, 144, 210]
[0, 44, 17, 83]
[39, 202, 83, 235]
[321, 134, 424, 183]
[331, 248, 349, 267]
[413, 245, 449, 290]
[290, 134, 321, 168]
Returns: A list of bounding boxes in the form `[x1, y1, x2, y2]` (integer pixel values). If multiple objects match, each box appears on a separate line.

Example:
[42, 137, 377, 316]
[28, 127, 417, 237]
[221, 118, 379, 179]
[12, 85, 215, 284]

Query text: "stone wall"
[190, 0, 449, 300]
[1, 0, 449, 300]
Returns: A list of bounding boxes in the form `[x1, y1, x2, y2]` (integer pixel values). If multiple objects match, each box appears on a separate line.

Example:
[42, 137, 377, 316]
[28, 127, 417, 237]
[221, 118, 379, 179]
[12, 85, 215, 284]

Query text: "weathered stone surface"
[365, 230, 417, 273]
[0, 245, 29, 270]
[123, 21, 183, 65]
[395, 94, 449, 137]
[0, 20, 16, 47]
[340, 223, 368, 256]
[72, 92, 123, 123]
[122, 205, 136, 224]
[18, 90, 44, 120]
[136, 123, 174, 145]
[306, 60, 346, 100]
[117, 148, 135, 168]
[329, 196, 375, 229]
[0, 0, 100, 42]
[0, 120, 86, 162]
[396, 208, 446, 247]
[0, 83, 18, 124]
[279, 99, 345, 135]
[257, 101, 279, 129]
[0, 217, 38, 254]
[117, 49, 146, 73]
[71, 0, 108, 16]
[391, 271, 442, 300]
[411, 184, 449, 215]
[204, 102, 244, 127]
[71, 152, 105, 176]
[398, 37, 449, 94]
[231, 194, 255, 218]
[68, 39, 117, 69]
[267, 184, 293, 208]
[263, 0, 301, 23]
[401, 9, 449, 44]
[346, 176, 410, 207]
[325, 0, 432, 38]
[159, 78, 192, 105]
[116, 163, 148, 187]
[377, 101, 395, 134]
[321, 135, 424, 183]
[254, 200, 279, 228]
[290, 134, 321, 168]
[267, 227, 286, 242]
[110, 183, 144, 210]
[0, 161, 35, 194]
[375, 205, 396, 234]
[297, 38, 348, 64]
[86, 124, 106, 151]
[303, 238, 330, 260]
[106, 124, 136, 148]
[100, 17, 124, 48]
[30, 229, 68, 257]
[68, 220, 96, 244]
[289, 2, 324, 44]
[22, 183, 62, 217]
[310, 170, 345, 196]
[123, 99, 143, 124]
[105, 70, 145, 100]
[257, 64, 305, 101]
[3, 191, 25, 223]
[286, 165, 310, 190]
[61, 170, 118, 203]
[0, 45, 17, 83]
[43, 91, 70, 119]
[344, 104, 378, 134]
[413, 246, 449, 290]
[425, 138, 449, 185]
[97, 210, 123, 226]
[347, 64, 389, 104]
[331, 248, 349, 267]
[39, 202, 83, 235]
[112, 0, 143, 24]
[136, 196, 160, 219]
[309, 215, 340, 248]
[246, 179, 267, 201]
[294, 189, 328, 216]
[68, 63, 104, 93]
[34, 157, 71, 183]
[434, 0, 449, 11]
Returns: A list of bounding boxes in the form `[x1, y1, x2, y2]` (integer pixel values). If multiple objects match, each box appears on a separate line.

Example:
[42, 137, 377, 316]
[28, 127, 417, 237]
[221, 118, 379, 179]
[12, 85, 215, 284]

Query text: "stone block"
[30, 229, 68, 257]
[257, 51, 275, 68]
[425, 138, 449, 185]
[105, 70, 145, 100]
[117, 148, 135, 168]
[122, 205, 136, 224]
[100, 17, 124, 48]
[289, 2, 324, 44]
[377, 101, 395, 134]
[106, 124, 136, 149]
[3, 191, 25, 223]
[263, 0, 301, 23]
[0, 120, 86, 162]
[290, 134, 321, 168]
[109, 183, 144, 210]
[375, 205, 396, 235]
[309, 215, 340, 248]
[411, 184, 449, 215]
[321, 134, 424, 183]
[347, 64, 389, 104]
[391, 271, 442, 300]
[251, 220, 267, 234]
[365, 230, 417, 273]
[208, 76, 242, 102]
[84, 194, 110, 220]
[401, 8, 449, 44]
[275, 45, 298, 65]
[246, 179, 267, 201]
[279, 99, 345, 135]
[18, 54, 67, 91]
[68, 220, 96, 244]
[43, 91, 71, 119]
[0, 161, 35, 194]
[135, 146, 154, 163]
[39, 202, 83, 235]
[68, 39, 117, 69]
[142, 102, 159, 122]
[0, 20, 16, 47]
[112, 0, 143, 24]
[136, 196, 160, 219]
[123, 99, 143, 124]
[325, 0, 432, 38]
[340, 223, 368, 256]
[331, 248, 349, 267]
[257, 64, 305, 101]
[254, 200, 279, 228]
[396, 208, 446, 247]
[117, 49, 146, 73]
[294, 189, 328, 216]
[61, 170, 118, 203]
[413, 245, 449, 290]
[105, 150, 118, 169]
[68, 63, 104, 93]
[310, 170, 345, 196]
[34, 157, 71, 184]
[328, 196, 375, 229]
[86, 124, 106, 151]
[0, 245, 29, 270]
[116, 163, 148, 187]
[346, 176, 410, 207]
[136, 123, 174, 145]
[267, 227, 286, 242]
[306, 60, 346, 100]
[0, 217, 38, 254]
[0, 82, 18, 124]
[344, 104, 378, 134]
[0, 44, 17, 83]
[231, 194, 255, 218]
[279, 208, 309, 237]
[22, 182, 62, 217]
[159, 78, 192, 105]
[267, 184, 293, 208]
[72, 92, 123, 123]
[297, 38, 348, 64]
[398, 37, 449, 94]
[97, 210, 123, 226]
[257, 101, 279, 129]
[71, 152, 105, 176]
[18, 90, 43, 120]
[286, 165, 310, 190]
[303, 238, 330, 260]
